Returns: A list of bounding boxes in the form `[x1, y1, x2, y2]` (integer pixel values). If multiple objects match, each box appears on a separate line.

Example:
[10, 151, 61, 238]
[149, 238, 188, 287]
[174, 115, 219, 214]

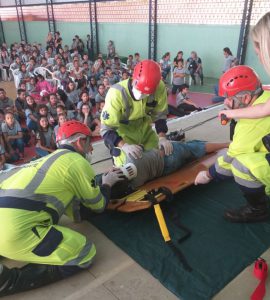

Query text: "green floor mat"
[89, 180, 270, 300]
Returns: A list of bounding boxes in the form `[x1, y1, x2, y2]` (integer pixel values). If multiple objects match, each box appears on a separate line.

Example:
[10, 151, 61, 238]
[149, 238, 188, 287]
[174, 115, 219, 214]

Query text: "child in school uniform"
[35, 116, 56, 157]
[77, 103, 100, 136]
[2, 111, 25, 160]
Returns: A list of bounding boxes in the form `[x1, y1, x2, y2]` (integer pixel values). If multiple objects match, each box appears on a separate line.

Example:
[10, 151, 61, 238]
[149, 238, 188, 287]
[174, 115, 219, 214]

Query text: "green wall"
[98, 23, 148, 58]
[2, 21, 21, 44]
[2, 20, 269, 82]
[55, 22, 90, 48]
[25, 21, 49, 44]
[157, 24, 240, 78]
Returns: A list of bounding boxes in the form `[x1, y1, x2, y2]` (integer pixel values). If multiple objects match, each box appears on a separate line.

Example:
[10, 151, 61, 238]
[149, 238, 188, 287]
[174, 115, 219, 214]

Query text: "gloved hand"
[158, 137, 173, 156]
[194, 171, 212, 185]
[121, 143, 143, 159]
[102, 168, 125, 187]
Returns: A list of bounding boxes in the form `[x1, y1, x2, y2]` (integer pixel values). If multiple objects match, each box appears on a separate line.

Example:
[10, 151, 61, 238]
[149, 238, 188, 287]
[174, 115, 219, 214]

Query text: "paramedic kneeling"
[0, 120, 123, 296]
[195, 66, 270, 223]
[101, 59, 173, 164]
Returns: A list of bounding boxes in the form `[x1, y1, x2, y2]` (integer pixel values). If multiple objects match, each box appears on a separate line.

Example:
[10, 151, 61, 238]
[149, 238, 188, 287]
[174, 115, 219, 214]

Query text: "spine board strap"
[144, 187, 192, 272]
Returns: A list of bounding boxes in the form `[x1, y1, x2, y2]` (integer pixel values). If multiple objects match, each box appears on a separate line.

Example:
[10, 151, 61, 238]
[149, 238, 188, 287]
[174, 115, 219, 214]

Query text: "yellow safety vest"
[0, 149, 106, 222]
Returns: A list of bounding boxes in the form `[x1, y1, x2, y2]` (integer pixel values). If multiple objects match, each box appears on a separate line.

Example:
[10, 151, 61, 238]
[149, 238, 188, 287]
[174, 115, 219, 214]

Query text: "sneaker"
[166, 130, 185, 142]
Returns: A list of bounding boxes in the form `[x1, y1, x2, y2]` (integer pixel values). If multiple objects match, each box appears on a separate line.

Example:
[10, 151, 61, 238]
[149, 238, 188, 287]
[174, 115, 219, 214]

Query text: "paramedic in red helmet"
[195, 65, 270, 223]
[100, 59, 173, 166]
[0, 120, 124, 296]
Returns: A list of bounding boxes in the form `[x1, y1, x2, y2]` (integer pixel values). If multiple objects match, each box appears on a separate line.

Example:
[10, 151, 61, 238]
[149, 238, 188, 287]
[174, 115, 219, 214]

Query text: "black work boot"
[0, 263, 82, 296]
[224, 193, 269, 223]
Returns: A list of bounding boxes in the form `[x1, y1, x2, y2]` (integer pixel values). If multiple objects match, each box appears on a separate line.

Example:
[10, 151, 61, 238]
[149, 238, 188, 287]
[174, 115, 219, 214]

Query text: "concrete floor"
[1, 81, 270, 299]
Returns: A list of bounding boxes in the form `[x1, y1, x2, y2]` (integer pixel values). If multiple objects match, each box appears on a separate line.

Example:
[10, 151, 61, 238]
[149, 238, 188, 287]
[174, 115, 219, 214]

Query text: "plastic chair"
[33, 66, 48, 77]
[11, 68, 21, 88]
[0, 67, 8, 81]
[9, 63, 19, 81]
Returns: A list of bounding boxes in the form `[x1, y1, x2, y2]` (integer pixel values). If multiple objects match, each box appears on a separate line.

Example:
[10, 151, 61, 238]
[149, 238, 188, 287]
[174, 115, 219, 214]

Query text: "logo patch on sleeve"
[102, 111, 110, 120]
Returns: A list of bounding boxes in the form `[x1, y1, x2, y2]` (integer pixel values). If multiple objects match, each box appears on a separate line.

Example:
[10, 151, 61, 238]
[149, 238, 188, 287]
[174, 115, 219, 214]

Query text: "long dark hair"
[162, 52, 170, 59]
[37, 116, 55, 149]
[25, 95, 37, 112]
[223, 47, 233, 56]
[79, 103, 91, 119]
[89, 76, 97, 89]
[77, 78, 87, 91]
[57, 88, 68, 103]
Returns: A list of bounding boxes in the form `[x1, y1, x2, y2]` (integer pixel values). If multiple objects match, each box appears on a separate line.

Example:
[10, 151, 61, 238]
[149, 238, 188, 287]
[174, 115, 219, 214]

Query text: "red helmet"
[133, 59, 161, 94]
[56, 120, 91, 143]
[219, 65, 261, 97]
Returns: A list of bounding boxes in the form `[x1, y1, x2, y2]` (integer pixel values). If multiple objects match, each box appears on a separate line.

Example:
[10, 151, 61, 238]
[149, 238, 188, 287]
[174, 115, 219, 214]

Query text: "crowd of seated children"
[1, 34, 211, 164]
[0, 85, 103, 161]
